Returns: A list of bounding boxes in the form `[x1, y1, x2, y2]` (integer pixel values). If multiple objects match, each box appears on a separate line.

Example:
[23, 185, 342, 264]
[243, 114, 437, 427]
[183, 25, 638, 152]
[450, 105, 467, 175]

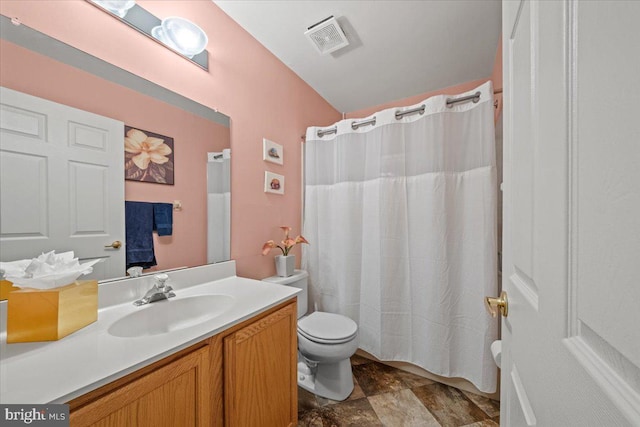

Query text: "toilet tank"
[262, 270, 308, 319]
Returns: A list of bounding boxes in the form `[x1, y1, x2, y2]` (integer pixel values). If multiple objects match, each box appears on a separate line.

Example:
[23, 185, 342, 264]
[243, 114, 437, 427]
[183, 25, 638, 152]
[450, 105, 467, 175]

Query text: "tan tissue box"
[0, 279, 19, 300]
[6, 280, 98, 343]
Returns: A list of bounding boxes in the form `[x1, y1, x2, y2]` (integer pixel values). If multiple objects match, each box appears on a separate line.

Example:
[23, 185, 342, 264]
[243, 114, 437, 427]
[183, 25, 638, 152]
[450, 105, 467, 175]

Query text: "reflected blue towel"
[125, 201, 157, 269]
[153, 203, 173, 236]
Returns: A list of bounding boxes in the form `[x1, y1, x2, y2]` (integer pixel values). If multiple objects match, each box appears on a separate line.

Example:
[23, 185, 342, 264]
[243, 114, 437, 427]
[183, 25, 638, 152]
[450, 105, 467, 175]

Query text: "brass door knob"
[105, 240, 122, 249]
[485, 291, 508, 317]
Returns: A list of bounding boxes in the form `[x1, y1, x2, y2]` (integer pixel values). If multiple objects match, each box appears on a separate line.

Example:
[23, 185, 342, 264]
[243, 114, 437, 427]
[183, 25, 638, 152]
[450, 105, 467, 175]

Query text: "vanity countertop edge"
[0, 261, 300, 405]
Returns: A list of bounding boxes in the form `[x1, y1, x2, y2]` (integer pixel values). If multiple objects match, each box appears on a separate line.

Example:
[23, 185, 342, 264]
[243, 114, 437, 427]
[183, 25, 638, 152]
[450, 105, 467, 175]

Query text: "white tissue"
[126, 266, 143, 278]
[1, 250, 101, 289]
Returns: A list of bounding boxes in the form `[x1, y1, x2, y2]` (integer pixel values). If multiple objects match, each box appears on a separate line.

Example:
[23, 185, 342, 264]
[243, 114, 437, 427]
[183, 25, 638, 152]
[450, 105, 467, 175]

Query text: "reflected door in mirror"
[0, 87, 125, 280]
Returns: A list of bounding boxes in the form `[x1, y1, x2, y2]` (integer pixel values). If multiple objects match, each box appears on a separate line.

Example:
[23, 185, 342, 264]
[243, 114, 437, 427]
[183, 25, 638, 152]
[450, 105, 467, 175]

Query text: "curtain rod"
[314, 89, 502, 138]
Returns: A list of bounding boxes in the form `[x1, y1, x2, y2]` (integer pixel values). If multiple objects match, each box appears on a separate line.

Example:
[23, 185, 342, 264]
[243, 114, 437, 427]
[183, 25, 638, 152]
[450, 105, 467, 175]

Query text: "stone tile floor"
[298, 354, 500, 426]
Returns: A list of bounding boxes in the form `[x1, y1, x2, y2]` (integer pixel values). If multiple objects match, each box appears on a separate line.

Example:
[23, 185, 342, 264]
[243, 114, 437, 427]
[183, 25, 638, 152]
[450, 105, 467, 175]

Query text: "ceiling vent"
[305, 16, 349, 55]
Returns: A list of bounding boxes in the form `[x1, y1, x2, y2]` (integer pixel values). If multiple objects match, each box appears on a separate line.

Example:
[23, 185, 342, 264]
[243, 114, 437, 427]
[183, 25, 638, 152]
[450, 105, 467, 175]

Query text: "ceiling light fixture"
[86, 0, 209, 70]
[91, 0, 136, 18]
[152, 17, 208, 59]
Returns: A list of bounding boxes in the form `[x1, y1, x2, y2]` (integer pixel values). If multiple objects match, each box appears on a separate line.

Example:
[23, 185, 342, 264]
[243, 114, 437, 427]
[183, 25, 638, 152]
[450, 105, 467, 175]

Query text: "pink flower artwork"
[124, 126, 174, 185]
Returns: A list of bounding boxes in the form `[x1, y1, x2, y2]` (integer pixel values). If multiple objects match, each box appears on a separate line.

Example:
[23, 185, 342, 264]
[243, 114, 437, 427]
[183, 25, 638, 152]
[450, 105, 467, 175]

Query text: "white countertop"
[0, 262, 299, 404]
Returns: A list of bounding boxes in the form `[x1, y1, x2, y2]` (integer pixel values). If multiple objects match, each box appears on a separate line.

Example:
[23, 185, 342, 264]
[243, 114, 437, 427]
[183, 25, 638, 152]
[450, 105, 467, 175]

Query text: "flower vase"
[275, 255, 295, 277]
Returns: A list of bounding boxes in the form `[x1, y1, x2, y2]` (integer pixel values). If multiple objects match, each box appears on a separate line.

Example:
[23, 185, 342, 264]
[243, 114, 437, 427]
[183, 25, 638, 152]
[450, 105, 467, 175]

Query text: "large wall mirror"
[0, 16, 231, 292]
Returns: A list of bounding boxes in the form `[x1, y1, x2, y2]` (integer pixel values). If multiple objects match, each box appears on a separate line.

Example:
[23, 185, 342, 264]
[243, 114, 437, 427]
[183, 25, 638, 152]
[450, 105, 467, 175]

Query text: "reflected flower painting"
[124, 126, 174, 185]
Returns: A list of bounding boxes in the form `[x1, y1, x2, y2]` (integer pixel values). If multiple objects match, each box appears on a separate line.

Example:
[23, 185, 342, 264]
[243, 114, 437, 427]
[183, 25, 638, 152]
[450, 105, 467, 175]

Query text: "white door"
[501, 1, 640, 425]
[0, 87, 125, 280]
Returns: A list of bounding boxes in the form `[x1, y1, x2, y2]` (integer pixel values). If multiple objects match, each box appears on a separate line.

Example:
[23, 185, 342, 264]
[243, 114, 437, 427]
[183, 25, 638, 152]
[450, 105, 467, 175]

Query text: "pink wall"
[0, 40, 229, 273]
[0, 0, 340, 279]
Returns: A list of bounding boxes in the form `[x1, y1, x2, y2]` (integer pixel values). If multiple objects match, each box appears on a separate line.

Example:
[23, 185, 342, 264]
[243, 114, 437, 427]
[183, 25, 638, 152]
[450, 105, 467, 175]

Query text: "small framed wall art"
[263, 138, 283, 165]
[264, 171, 285, 195]
[124, 126, 174, 185]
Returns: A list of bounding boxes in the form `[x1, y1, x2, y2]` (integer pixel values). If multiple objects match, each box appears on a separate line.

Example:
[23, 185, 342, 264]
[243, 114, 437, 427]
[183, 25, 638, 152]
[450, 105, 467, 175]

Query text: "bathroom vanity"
[0, 261, 299, 426]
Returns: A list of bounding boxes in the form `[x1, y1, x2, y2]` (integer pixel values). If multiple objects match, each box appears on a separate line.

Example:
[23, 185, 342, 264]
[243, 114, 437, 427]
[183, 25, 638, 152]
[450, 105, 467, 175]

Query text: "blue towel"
[153, 203, 173, 236]
[125, 201, 157, 269]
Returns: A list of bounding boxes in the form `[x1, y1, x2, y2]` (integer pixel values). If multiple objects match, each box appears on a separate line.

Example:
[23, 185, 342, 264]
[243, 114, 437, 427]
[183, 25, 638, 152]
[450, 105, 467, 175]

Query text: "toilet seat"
[297, 312, 358, 344]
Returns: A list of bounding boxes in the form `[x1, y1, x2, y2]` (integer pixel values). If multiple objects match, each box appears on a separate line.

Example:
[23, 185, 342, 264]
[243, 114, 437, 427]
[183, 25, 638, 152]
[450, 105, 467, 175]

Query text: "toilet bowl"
[262, 270, 358, 401]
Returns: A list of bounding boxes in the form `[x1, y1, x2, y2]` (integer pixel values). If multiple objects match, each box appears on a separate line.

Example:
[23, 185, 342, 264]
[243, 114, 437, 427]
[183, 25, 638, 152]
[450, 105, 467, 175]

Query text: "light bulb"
[151, 17, 208, 58]
[92, 0, 136, 18]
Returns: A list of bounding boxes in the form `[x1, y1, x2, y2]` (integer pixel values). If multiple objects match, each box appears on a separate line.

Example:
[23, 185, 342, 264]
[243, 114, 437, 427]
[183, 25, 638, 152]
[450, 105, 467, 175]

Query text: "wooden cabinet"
[68, 299, 297, 427]
[223, 301, 297, 426]
[69, 346, 210, 427]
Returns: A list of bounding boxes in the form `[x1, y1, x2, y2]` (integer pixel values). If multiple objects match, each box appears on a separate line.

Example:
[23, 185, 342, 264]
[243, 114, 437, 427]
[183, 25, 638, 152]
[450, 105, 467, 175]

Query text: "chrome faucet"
[134, 273, 176, 306]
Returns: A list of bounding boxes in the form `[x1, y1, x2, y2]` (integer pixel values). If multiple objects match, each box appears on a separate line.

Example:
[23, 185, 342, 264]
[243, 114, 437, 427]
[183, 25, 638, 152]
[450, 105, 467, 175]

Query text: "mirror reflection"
[0, 17, 231, 293]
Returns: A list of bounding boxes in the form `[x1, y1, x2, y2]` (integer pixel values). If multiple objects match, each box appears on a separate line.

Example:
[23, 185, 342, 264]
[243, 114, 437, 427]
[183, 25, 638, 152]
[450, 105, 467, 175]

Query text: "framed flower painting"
[124, 126, 175, 185]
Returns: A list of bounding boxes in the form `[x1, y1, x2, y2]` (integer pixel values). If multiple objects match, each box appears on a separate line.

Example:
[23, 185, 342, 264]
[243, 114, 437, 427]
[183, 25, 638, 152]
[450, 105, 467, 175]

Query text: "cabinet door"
[224, 302, 297, 427]
[70, 346, 210, 427]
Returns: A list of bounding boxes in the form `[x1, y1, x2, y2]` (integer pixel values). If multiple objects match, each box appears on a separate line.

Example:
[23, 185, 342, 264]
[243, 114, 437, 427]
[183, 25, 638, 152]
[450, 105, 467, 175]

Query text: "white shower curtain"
[207, 151, 231, 264]
[302, 81, 499, 392]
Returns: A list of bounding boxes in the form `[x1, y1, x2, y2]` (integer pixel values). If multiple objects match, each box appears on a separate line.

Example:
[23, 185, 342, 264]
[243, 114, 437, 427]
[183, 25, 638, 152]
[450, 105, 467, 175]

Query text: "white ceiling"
[213, 1, 501, 113]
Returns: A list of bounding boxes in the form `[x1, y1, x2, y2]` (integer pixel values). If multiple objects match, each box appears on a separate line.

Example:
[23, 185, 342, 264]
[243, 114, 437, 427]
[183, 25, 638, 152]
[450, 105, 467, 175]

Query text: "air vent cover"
[305, 16, 349, 55]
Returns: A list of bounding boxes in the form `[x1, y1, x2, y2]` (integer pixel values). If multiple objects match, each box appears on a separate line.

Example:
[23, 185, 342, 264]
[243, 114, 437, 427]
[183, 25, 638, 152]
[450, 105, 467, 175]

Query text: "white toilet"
[262, 270, 358, 401]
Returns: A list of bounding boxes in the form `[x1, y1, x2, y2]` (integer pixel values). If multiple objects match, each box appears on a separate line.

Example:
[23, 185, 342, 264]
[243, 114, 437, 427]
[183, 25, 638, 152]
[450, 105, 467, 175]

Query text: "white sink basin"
[108, 295, 234, 338]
